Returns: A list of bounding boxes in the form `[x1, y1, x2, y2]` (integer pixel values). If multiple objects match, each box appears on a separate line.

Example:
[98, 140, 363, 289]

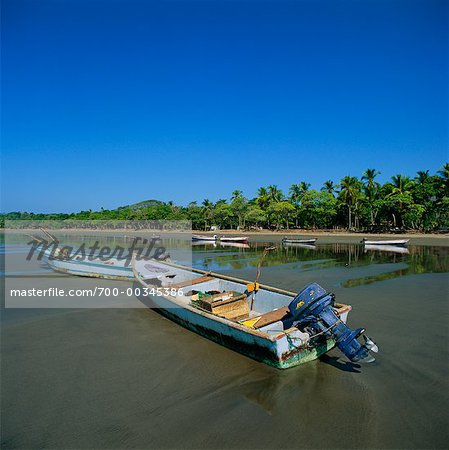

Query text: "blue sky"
[2, 0, 447, 213]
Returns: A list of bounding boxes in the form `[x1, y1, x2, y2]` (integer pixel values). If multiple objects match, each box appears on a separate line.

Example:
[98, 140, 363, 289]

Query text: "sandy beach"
[4, 228, 449, 247]
[1, 234, 448, 449]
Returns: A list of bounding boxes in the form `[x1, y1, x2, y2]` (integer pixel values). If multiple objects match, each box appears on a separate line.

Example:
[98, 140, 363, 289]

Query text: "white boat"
[132, 256, 378, 369]
[192, 234, 217, 241]
[31, 230, 168, 281]
[40, 244, 168, 281]
[282, 238, 317, 245]
[220, 236, 248, 243]
[46, 253, 135, 280]
[362, 238, 409, 246]
[364, 244, 410, 255]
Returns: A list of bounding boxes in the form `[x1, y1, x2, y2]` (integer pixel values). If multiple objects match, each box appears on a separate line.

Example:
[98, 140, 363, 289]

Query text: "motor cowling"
[287, 283, 378, 363]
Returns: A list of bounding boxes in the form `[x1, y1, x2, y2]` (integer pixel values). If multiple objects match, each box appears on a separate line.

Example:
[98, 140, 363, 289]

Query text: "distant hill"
[117, 199, 163, 211]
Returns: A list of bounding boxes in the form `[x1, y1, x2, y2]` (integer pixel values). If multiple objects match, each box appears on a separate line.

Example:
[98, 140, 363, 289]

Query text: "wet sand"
[1, 237, 448, 449]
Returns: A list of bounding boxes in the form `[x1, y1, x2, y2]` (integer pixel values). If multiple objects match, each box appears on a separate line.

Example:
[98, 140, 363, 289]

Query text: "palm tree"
[362, 168, 380, 189]
[361, 168, 380, 226]
[289, 184, 304, 229]
[438, 163, 449, 196]
[413, 170, 433, 204]
[390, 174, 413, 194]
[231, 190, 243, 201]
[416, 170, 430, 184]
[256, 187, 269, 210]
[387, 175, 414, 227]
[437, 163, 449, 180]
[338, 176, 361, 229]
[321, 180, 335, 194]
[202, 199, 214, 230]
[299, 181, 311, 193]
[267, 185, 284, 203]
[289, 184, 302, 204]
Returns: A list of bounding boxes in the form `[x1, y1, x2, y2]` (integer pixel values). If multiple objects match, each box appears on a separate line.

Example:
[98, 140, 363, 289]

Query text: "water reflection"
[192, 241, 449, 287]
[3, 232, 448, 288]
[364, 244, 409, 255]
[191, 241, 250, 249]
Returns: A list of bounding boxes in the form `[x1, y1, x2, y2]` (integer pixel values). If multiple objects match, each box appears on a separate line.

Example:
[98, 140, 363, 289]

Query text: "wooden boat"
[41, 245, 168, 281]
[192, 234, 217, 241]
[282, 238, 317, 245]
[362, 238, 409, 246]
[220, 236, 248, 243]
[46, 254, 135, 280]
[132, 256, 378, 369]
[32, 230, 167, 281]
[364, 244, 410, 255]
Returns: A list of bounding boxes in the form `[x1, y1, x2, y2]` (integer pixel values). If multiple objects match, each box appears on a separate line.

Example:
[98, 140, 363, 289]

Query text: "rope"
[308, 318, 343, 338]
[264, 317, 343, 351]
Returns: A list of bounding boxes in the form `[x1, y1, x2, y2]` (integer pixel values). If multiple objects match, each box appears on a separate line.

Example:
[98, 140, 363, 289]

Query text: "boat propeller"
[285, 283, 378, 363]
[363, 335, 379, 353]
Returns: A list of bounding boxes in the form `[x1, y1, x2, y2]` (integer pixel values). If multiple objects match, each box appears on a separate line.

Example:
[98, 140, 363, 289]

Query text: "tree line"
[2, 164, 448, 233]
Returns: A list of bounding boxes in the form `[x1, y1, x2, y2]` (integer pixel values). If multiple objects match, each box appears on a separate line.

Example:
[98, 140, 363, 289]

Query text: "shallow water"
[1, 234, 448, 449]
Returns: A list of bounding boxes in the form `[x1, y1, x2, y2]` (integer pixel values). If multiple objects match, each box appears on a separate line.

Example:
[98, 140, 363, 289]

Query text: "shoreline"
[195, 229, 449, 238]
[2, 228, 448, 246]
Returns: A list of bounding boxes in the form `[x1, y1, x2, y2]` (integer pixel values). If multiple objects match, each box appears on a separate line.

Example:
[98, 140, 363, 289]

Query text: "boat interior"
[138, 261, 311, 336]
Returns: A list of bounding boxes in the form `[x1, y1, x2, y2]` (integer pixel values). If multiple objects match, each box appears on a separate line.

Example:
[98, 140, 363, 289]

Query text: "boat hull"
[282, 238, 317, 244]
[363, 239, 409, 246]
[136, 286, 345, 369]
[192, 235, 217, 241]
[46, 257, 135, 280]
[220, 237, 248, 243]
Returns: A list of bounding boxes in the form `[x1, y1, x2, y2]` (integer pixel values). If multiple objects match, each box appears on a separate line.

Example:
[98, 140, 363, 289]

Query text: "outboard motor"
[287, 283, 378, 363]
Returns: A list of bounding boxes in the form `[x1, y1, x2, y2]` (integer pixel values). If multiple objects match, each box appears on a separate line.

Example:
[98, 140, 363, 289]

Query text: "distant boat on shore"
[362, 238, 409, 246]
[220, 236, 248, 243]
[282, 237, 317, 245]
[192, 234, 217, 241]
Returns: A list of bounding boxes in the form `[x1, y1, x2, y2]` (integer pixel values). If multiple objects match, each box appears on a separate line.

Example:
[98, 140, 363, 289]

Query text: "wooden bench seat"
[252, 307, 290, 329]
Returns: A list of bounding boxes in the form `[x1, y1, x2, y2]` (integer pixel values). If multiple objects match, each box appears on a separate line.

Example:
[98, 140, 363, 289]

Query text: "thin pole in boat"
[39, 227, 58, 243]
[250, 246, 276, 310]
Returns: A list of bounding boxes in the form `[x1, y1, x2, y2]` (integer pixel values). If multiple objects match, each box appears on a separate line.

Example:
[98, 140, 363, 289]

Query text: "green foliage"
[2, 164, 448, 232]
[267, 201, 295, 230]
[299, 190, 337, 228]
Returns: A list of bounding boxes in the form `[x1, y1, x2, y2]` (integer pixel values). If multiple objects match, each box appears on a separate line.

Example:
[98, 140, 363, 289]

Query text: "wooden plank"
[170, 275, 214, 289]
[252, 306, 290, 329]
[201, 291, 246, 307]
